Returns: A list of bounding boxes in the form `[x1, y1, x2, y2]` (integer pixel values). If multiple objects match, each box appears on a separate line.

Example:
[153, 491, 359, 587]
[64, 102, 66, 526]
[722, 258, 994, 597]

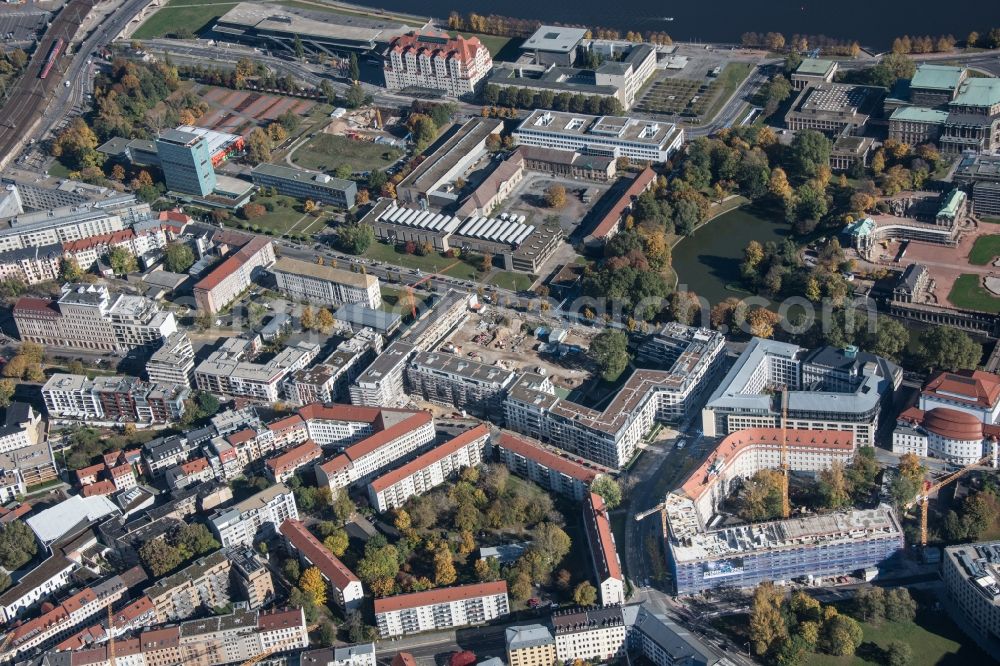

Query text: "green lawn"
[47, 160, 72, 179]
[449, 31, 515, 59]
[486, 271, 536, 292]
[291, 134, 403, 175]
[230, 194, 328, 240]
[132, 0, 238, 39]
[699, 62, 756, 122]
[981, 216, 1000, 225]
[362, 241, 483, 279]
[947, 273, 1000, 313]
[968, 234, 1000, 265]
[380, 286, 430, 313]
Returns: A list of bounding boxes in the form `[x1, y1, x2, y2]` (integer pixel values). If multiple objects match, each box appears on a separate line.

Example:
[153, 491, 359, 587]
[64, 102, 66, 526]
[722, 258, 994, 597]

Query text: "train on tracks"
[39, 38, 64, 80]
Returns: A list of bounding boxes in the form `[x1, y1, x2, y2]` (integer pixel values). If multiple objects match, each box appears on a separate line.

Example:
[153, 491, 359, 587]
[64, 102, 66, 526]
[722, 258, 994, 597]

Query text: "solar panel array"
[378, 206, 463, 234]
[456, 215, 535, 245]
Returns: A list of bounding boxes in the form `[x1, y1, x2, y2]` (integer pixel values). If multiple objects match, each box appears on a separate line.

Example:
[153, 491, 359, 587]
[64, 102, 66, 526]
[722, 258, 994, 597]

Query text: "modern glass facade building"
[156, 129, 217, 196]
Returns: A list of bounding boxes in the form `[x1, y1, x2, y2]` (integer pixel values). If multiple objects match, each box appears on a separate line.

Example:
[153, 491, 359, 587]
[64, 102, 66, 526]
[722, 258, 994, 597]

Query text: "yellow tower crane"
[905, 454, 993, 546]
[780, 388, 790, 519]
[107, 599, 116, 666]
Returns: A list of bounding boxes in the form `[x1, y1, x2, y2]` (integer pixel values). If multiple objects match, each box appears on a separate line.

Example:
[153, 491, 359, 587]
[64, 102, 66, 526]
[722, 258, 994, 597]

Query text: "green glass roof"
[951, 77, 1000, 108]
[795, 59, 835, 76]
[889, 106, 949, 124]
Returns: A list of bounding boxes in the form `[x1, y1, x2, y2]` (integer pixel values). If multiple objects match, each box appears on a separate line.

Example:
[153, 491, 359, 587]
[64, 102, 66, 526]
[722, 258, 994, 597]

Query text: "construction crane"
[405, 260, 460, 318]
[107, 599, 116, 666]
[780, 388, 790, 519]
[239, 647, 277, 666]
[905, 454, 993, 546]
[635, 502, 665, 522]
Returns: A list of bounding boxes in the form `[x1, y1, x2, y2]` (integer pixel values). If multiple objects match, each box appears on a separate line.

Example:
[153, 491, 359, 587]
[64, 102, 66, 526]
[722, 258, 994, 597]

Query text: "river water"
[350, 0, 989, 49]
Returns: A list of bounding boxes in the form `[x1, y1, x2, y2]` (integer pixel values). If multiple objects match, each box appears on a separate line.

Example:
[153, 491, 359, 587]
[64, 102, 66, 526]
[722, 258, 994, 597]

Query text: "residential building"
[284, 330, 381, 404]
[280, 519, 364, 611]
[143, 433, 200, 478]
[623, 605, 720, 666]
[553, 606, 628, 663]
[311, 406, 436, 492]
[374, 581, 509, 638]
[0, 439, 57, 492]
[505, 324, 726, 468]
[0, 402, 43, 455]
[506, 624, 556, 666]
[0, 551, 76, 623]
[942, 540, 1000, 661]
[891, 406, 999, 466]
[406, 351, 516, 420]
[367, 424, 490, 512]
[145, 550, 232, 622]
[229, 546, 275, 609]
[14, 283, 176, 353]
[0, 244, 61, 285]
[251, 163, 357, 208]
[0, 195, 148, 253]
[350, 340, 416, 407]
[585, 166, 656, 245]
[156, 129, 217, 196]
[301, 644, 378, 666]
[784, 83, 885, 135]
[194, 337, 320, 402]
[42, 373, 188, 424]
[513, 110, 683, 164]
[265, 440, 323, 482]
[193, 236, 275, 313]
[61, 224, 170, 273]
[146, 332, 196, 388]
[271, 256, 381, 309]
[384, 31, 493, 97]
[399, 290, 470, 352]
[701, 338, 901, 446]
[209, 483, 298, 548]
[791, 58, 838, 90]
[583, 492, 624, 606]
[493, 432, 601, 500]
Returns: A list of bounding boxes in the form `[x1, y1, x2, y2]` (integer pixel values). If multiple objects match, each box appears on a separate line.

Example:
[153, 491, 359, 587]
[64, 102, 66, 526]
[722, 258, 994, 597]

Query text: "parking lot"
[500, 172, 614, 236]
[0, 7, 52, 46]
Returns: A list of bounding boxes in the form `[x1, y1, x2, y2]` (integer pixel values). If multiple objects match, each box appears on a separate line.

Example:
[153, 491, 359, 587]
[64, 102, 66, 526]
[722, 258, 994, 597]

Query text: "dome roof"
[923, 407, 983, 440]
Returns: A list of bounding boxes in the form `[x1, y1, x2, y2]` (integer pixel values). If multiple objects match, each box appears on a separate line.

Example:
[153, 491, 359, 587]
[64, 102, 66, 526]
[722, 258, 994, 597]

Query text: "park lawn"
[947, 274, 1000, 313]
[291, 134, 403, 175]
[969, 234, 1000, 264]
[380, 286, 430, 311]
[698, 62, 755, 122]
[132, 0, 238, 39]
[486, 271, 536, 292]
[47, 160, 72, 179]
[362, 241, 483, 279]
[234, 195, 313, 238]
[448, 31, 514, 59]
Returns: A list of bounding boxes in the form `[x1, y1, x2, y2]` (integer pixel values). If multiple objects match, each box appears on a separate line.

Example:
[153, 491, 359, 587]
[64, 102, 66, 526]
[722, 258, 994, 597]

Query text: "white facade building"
[272, 257, 382, 309]
[209, 483, 298, 548]
[374, 581, 509, 638]
[513, 110, 683, 164]
[384, 31, 493, 97]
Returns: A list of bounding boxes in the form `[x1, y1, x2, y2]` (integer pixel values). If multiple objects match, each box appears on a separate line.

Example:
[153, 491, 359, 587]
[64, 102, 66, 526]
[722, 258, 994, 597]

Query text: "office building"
[514, 110, 683, 163]
[209, 483, 298, 548]
[311, 405, 436, 492]
[553, 606, 628, 663]
[791, 58, 838, 90]
[374, 581, 509, 638]
[406, 351, 516, 420]
[515, 146, 616, 182]
[583, 492, 625, 606]
[701, 338, 901, 446]
[251, 163, 357, 208]
[272, 256, 382, 309]
[280, 518, 364, 611]
[156, 129, 217, 196]
[193, 235, 275, 313]
[350, 340, 416, 407]
[42, 373, 188, 424]
[367, 424, 490, 512]
[14, 283, 176, 353]
[194, 337, 320, 402]
[493, 432, 602, 501]
[146, 331, 196, 388]
[506, 624, 557, 666]
[145, 550, 232, 622]
[784, 83, 885, 135]
[909, 64, 968, 106]
[522, 25, 587, 66]
[384, 31, 493, 97]
[505, 324, 726, 468]
[942, 541, 1000, 661]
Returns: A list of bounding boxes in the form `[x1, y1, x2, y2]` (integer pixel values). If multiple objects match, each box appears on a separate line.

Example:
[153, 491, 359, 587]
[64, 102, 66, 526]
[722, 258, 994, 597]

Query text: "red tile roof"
[194, 236, 272, 292]
[257, 607, 304, 632]
[318, 411, 432, 474]
[279, 519, 360, 591]
[374, 581, 507, 614]
[139, 626, 180, 650]
[12, 297, 59, 317]
[589, 167, 656, 240]
[114, 595, 154, 624]
[266, 440, 322, 477]
[496, 432, 601, 483]
[108, 463, 133, 478]
[923, 370, 1000, 410]
[179, 457, 209, 475]
[75, 463, 105, 484]
[268, 413, 306, 433]
[81, 480, 116, 497]
[392, 653, 418, 666]
[389, 31, 485, 66]
[227, 428, 257, 445]
[62, 229, 136, 254]
[370, 424, 489, 493]
[903, 406, 987, 441]
[584, 492, 621, 583]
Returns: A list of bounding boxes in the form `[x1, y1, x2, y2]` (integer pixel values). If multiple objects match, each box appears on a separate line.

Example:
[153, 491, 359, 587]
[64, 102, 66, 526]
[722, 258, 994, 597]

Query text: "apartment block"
[193, 235, 275, 313]
[194, 337, 320, 402]
[493, 432, 601, 501]
[350, 341, 416, 407]
[0, 402, 43, 455]
[301, 644, 377, 666]
[146, 331, 196, 388]
[283, 328, 382, 405]
[384, 31, 493, 97]
[553, 607, 628, 663]
[42, 373, 188, 424]
[406, 351, 515, 420]
[374, 581, 509, 638]
[506, 624, 557, 666]
[399, 290, 470, 352]
[265, 440, 322, 482]
[145, 549, 232, 622]
[367, 424, 490, 512]
[280, 519, 364, 611]
[583, 492, 625, 606]
[62, 225, 169, 272]
[312, 407, 436, 492]
[14, 283, 176, 353]
[272, 256, 381, 309]
[209, 483, 298, 548]
[0, 195, 148, 253]
[229, 546, 275, 610]
[0, 244, 61, 285]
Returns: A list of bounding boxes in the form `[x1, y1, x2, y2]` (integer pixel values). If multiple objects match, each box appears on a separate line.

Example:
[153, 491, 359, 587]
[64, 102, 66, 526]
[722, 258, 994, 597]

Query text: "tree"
[164, 242, 195, 273]
[748, 308, 780, 339]
[529, 522, 571, 576]
[357, 543, 400, 596]
[282, 558, 301, 583]
[315, 308, 335, 334]
[591, 476, 622, 509]
[293, 35, 304, 60]
[175, 523, 219, 557]
[346, 83, 367, 109]
[917, 326, 982, 372]
[885, 640, 912, 666]
[323, 530, 349, 557]
[788, 129, 831, 180]
[853, 586, 886, 622]
[741, 469, 786, 521]
[318, 620, 336, 646]
[336, 223, 375, 254]
[0, 379, 13, 408]
[0, 520, 37, 570]
[407, 113, 438, 149]
[267, 123, 288, 143]
[434, 545, 457, 585]
[348, 52, 360, 81]
[823, 614, 863, 656]
[589, 329, 629, 382]
[108, 247, 138, 275]
[60, 257, 82, 282]
[139, 538, 182, 577]
[884, 588, 917, 622]
[299, 567, 327, 606]
[246, 127, 272, 163]
[750, 582, 788, 656]
[544, 184, 567, 208]
[818, 462, 851, 509]
[573, 581, 597, 606]
[332, 489, 356, 523]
